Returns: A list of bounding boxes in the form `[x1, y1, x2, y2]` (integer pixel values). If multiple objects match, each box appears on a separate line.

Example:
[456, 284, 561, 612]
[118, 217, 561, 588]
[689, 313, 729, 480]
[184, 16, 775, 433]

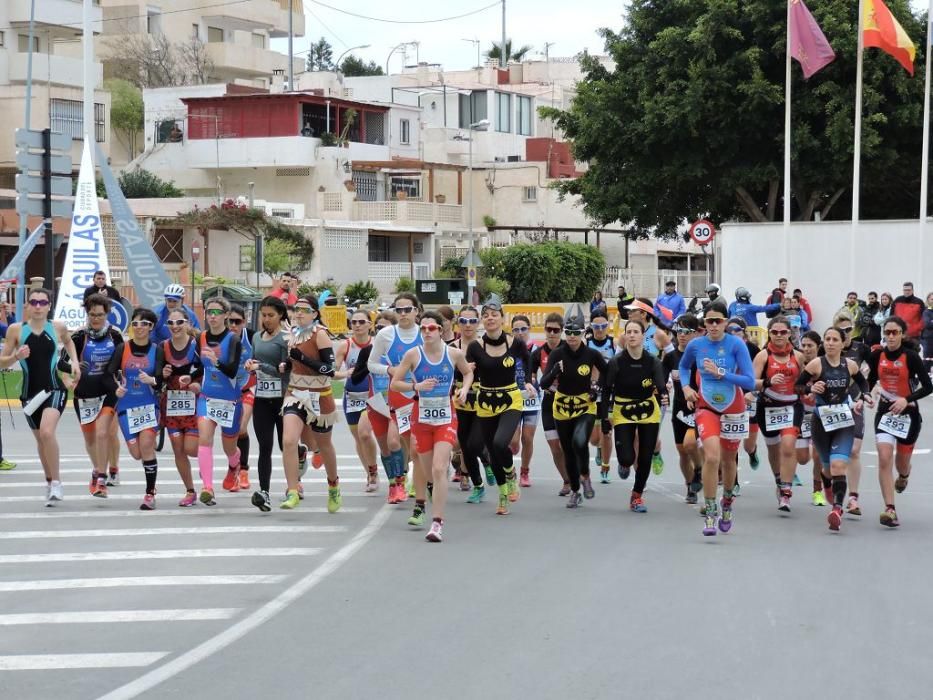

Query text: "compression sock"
[832, 475, 847, 508]
[198, 445, 214, 490]
[380, 454, 392, 479]
[227, 448, 241, 469]
[237, 435, 250, 469]
[142, 458, 158, 495]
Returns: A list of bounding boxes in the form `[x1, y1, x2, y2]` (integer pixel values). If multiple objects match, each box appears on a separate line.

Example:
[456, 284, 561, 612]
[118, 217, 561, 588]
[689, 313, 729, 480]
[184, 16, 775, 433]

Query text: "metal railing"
[603, 267, 711, 299]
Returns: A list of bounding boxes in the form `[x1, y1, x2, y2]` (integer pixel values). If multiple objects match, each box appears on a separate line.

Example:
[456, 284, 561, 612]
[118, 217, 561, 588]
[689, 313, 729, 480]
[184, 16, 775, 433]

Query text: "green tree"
[485, 39, 533, 64]
[116, 168, 184, 198]
[306, 37, 334, 71]
[339, 55, 384, 77]
[106, 78, 144, 157]
[542, 0, 927, 239]
[243, 237, 298, 278]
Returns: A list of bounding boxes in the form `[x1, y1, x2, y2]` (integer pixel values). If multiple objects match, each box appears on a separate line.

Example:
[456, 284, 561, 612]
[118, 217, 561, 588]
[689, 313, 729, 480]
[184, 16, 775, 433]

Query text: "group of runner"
[0, 281, 929, 542]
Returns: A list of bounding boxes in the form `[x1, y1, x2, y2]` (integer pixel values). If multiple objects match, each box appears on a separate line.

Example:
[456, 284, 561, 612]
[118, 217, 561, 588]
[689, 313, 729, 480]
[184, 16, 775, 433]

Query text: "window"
[517, 96, 533, 136]
[399, 119, 410, 145]
[270, 208, 295, 219]
[0, 31, 5, 47]
[458, 92, 487, 127]
[152, 228, 184, 263]
[146, 8, 162, 35]
[50, 99, 106, 142]
[251, 33, 266, 49]
[207, 26, 224, 43]
[368, 235, 390, 262]
[191, 24, 200, 39]
[522, 186, 537, 202]
[496, 92, 511, 133]
[389, 176, 420, 200]
[239, 245, 254, 272]
[18, 34, 39, 53]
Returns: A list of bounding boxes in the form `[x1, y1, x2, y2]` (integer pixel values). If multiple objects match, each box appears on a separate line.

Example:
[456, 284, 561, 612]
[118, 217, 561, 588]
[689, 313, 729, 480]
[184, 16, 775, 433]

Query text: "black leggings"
[456, 409, 486, 487]
[252, 397, 284, 492]
[478, 410, 522, 486]
[614, 422, 661, 494]
[556, 414, 595, 492]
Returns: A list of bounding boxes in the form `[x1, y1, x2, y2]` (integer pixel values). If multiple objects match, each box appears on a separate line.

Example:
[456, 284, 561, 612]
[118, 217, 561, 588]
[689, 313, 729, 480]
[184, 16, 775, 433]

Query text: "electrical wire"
[303, 0, 500, 25]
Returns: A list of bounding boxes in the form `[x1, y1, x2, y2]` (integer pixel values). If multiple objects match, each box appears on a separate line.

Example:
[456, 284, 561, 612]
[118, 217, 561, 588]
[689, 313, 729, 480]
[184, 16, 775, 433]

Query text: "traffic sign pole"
[43, 129, 55, 294]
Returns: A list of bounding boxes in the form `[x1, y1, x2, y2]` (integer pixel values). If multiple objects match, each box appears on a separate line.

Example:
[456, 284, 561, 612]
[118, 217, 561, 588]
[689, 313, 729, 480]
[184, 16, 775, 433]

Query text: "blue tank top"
[678, 334, 755, 413]
[82, 332, 117, 377]
[117, 342, 158, 411]
[413, 346, 455, 400]
[200, 331, 239, 401]
[343, 338, 371, 394]
[235, 328, 253, 391]
[386, 327, 422, 398]
[588, 336, 616, 361]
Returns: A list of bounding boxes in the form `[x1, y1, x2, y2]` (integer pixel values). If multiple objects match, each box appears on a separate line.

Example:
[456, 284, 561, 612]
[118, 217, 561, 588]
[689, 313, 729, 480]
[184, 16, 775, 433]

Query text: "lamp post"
[466, 118, 489, 303]
[386, 41, 417, 74]
[461, 38, 481, 69]
[335, 44, 371, 72]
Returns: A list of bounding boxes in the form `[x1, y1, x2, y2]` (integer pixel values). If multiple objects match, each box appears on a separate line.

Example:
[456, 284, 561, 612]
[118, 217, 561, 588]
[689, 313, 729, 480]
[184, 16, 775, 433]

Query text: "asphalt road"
[1, 403, 932, 700]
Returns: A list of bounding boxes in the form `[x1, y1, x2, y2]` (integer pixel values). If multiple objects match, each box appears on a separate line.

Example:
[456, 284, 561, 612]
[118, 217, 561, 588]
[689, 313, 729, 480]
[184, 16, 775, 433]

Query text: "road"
[1, 404, 932, 700]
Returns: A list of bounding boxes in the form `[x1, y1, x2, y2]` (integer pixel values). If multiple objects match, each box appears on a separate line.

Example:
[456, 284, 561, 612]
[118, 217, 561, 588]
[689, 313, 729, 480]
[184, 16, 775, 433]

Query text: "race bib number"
[820, 403, 854, 432]
[747, 396, 758, 415]
[395, 403, 413, 434]
[418, 395, 452, 425]
[878, 412, 911, 440]
[166, 390, 195, 417]
[800, 413, 813, 440]
[720, 412, 749, 439]
[676, 410, 696, 428]
[78, 396, 104, 425]
[765, 405, 795, 430]
[255, 373, 282, 399]
[522, 389, 541, 412]
[345, 391, 368, 414]
[127, 404, 158, 434]
[205, 398, 236, 429]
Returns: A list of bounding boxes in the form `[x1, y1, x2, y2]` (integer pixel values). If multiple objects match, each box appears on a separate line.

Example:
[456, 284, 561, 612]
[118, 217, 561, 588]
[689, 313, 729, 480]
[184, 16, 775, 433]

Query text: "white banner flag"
[54, 141, 111, 331]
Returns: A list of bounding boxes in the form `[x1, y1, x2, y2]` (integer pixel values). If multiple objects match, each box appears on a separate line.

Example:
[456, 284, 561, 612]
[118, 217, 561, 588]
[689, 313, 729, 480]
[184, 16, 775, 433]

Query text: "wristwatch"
[717, 367, 726, 378]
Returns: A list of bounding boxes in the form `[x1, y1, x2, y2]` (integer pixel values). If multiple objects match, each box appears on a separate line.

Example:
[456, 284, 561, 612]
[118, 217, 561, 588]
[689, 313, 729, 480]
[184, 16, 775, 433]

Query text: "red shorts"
[696, 393, 747, 451]
[412, 418, 458, 452]
[241, 388, 255, 408]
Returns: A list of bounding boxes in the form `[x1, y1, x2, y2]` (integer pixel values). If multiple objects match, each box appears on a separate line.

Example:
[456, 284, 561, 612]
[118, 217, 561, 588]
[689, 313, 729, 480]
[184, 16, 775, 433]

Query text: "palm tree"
[485, 39, 533, 65]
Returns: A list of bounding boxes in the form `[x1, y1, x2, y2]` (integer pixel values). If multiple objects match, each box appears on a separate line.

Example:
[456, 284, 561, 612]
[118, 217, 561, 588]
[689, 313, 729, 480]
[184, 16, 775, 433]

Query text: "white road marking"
[98, 505, 393, 700]
[0, 609, 239, 626]
[2, 453, 366, 462]
[0, 575, 287, 592]
[0, 653, 167, 670]
[0, 526, 345, 539]
[0, 507, 366, 520]
[0, 548, 321, 564]
[0, 478, 369, 487]
[863, 449, 930, 455]
[0, 493, 371, 503]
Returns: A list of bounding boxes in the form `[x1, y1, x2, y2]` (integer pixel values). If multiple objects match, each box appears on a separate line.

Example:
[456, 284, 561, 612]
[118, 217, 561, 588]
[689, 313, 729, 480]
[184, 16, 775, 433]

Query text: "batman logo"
[502, 356, 515, 368]
[577, 364, 590, 376]
[641, 378, 652, 388]
[477, 389, 512, 415]
[615, 398, 656, 422]
[556, 393, 589, 417]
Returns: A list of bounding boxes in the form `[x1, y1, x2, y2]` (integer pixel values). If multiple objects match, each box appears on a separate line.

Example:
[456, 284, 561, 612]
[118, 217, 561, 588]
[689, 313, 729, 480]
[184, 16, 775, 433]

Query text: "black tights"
[556, 414, 595, 492]
[456, 409, 486, 487]
[614, 422, 661, 494]
[253, 397, 284, 492]
[478, 410, 522, 486]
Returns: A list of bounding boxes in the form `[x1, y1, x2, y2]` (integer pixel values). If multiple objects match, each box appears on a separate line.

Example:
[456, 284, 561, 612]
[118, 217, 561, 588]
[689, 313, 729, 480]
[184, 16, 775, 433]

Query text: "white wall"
[719, 220, 933, 329]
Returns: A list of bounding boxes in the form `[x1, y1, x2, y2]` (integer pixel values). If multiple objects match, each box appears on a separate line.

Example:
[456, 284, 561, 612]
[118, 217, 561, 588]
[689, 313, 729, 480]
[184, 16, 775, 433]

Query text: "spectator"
[867, 292, 894, 347]
[792, 288, 813, 326]
[892, 281, 926, 340]
[728, 286, 780, 327]
[616, 285, 635, 320]
[861, 291, 881, 346]
[836, 291, 865, 339]
[922, 292, 933, 370]
[653, 280, 686, 322]
[766, 277, 788, 317]
[589, 290, 608, 320]
[152, 283, 200, 343]
[82, 270, 121, 303]
[268, 272, 299, 306]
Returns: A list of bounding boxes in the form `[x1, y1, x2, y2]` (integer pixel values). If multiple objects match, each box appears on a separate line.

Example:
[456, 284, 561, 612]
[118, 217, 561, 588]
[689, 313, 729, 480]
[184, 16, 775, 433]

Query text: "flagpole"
[784, 0, 793, 284]
[920, 3, 932, 291]
[851, 0, 866, 290]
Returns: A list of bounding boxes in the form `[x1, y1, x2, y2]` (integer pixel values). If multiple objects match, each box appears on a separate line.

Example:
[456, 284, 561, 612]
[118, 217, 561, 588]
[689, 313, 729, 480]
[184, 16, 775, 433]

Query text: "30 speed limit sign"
[689, 219, 716, 246]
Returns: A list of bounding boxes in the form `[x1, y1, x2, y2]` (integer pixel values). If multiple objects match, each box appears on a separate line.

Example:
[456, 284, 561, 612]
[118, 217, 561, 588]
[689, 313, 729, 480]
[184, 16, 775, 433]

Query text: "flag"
[863, 0, 916, 75]
[789, 0, 836, 78]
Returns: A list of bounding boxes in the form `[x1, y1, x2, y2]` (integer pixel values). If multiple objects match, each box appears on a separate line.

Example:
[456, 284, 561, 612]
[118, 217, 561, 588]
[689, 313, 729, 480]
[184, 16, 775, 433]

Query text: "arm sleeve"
[907, 352, 933, 402]
[794, 368, 815, 395]
[593, 350, 608, 375]
[538, 347, 563, 390]
[106, 342, 123, 378]
[852, 366, 869, 395]
[651, 356, 666, 396]
[599, 356, 617, 420]
[350, 344, 373, 385]
[866, 349, 881, 391]
[153, 345, 166, 392]
[726, 341, 756, 391]
[529, 347, 542, 376]
[216, 335, 242, 379]
[367, 328, 391, 376]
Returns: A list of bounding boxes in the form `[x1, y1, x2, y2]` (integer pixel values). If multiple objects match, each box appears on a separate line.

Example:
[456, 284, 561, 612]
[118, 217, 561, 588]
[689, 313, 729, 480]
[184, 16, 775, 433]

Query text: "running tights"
[456, 409, 486, 487]
[252, 397, 283, 492]
[555, 414, 595, 492]
[478, 410, 522, 486]
[237, 434, 250, 470]
[614, 422, 661, 494]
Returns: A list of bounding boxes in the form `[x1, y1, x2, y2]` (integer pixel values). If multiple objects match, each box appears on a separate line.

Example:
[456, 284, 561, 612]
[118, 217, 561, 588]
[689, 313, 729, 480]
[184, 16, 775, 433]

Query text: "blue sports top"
[678, 333, 755, 413]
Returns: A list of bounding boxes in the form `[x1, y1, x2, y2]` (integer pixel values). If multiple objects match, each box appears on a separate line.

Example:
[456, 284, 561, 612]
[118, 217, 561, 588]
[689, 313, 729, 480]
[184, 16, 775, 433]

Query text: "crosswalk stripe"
[0, 575, 287, 592]
[0, 548, 321, 564]
[0, 478, 370, 488]
[0, 492, 373, 502]
[0, 652, 168, 670]
[0, 609, 239, 625]
[3, 453, 367, 462]
[0, 525, 345, 539]
[0, 507, 367, 520]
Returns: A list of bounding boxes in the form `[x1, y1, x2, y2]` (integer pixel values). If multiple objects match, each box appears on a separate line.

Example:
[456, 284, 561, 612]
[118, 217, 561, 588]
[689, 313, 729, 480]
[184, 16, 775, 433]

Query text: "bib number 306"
[418, 396, 451, 426]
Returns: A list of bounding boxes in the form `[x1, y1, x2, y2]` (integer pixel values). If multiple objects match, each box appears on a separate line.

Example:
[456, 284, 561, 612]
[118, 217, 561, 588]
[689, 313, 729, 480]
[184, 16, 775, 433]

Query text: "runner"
[795, 331, 825, 506]
[835, 312, 871, 516]
[510, 314, 542, 488]
[70, 293, 123, 498]
[586, 308, 616, 483]
[152, 283, 200, 343]
[795, 326, 871, 531]
[602, 319, 668, 513]
[157, 308, 201, 506]
[539, 307, 609, 508]
[223, 304, 254, 493]
[663, 314, 703, 503]
[113, 307, 163, 510]
[0, 288, 78, 506]
[280, 295, 341, 512]
[866, 317, 932, 527]
[679, 299, 756, 536]
[727, 317, 762, 471]
[390, 310, 473, 541]
[244, 296, 289, 512]
[530, 312, 570, 494]
[450, 305, 490, 502]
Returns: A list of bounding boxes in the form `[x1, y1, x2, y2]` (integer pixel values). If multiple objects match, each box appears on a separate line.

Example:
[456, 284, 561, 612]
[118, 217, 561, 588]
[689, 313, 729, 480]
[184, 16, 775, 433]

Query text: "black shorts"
[22, 390, 67, 431]
[541, 392, 556, 435]
[756, 400, 803, 439]
[873, 400, 921, 446]
[671, 412, 696, 445]
[282, 403, 333, 433]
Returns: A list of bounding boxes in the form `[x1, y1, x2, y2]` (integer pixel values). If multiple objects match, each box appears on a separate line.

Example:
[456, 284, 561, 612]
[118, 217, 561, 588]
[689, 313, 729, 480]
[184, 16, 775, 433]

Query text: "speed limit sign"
[689, 219, 716, 246]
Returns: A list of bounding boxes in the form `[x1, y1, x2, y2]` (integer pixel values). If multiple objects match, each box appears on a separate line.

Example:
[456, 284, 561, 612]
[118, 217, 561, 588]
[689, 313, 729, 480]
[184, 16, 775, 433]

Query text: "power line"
[304, 0, 500, 25]
[302, 4, 348, 49]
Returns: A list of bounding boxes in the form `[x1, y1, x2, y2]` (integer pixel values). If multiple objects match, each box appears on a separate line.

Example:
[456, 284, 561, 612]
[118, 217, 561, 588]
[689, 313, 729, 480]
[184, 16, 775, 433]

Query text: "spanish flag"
[863, 0, 916, 75]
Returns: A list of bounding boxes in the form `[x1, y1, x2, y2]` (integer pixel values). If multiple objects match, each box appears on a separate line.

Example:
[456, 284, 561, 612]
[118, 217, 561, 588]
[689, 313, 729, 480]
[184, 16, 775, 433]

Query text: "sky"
[271, 0, 628, 73]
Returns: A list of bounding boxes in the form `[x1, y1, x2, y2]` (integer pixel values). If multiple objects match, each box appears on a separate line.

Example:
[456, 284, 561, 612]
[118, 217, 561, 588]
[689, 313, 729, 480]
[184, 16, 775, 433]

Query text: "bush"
[498, 242, 605, 302]
[299, 279, 341, 300]
[394, 276, 416, 293]
[479, 276, 510, 301]
[344, 280, 378, 303]
[440, 256, 463, 276]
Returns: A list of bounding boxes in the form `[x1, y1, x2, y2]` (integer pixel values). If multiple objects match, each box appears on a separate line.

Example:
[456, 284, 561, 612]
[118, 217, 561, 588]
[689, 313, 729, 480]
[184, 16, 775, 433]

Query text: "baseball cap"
[624, 300, 654, 316]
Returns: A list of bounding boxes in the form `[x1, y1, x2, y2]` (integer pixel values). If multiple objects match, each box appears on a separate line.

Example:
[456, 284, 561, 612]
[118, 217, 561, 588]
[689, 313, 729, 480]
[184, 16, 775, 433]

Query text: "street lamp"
[461, 38, 481, 69]
[465, 117, 489, 302]
[386, 41, 417, 74]
[335, 44, 371, 71]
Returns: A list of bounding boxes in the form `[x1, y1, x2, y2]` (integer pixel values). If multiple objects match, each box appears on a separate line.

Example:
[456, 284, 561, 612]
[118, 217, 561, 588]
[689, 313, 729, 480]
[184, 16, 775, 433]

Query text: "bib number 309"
[720, 413, 749, 439]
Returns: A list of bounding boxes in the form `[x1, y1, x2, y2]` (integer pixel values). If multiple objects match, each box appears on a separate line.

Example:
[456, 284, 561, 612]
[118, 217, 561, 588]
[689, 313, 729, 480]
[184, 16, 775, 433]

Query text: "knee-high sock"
[198, 445, 214, 490]
[143, 458, 158, 495]
[237, 435, 250, 469]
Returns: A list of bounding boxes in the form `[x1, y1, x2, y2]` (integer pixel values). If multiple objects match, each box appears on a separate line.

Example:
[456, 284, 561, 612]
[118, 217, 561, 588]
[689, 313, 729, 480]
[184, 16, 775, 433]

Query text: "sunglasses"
[293, 306, 313, 314]
[677, 328, 697, 335]
[884, 329, 901, 336]
[727, 326, 743, 333]
[564, 329, 583, 337]
[376, 324, 391, 331]
[591, 323, 609, 331]
[769, 329, 790, 336]
[350, 319, 369, 326]
[131, 320, 152, 328]
[206, 309, 226, 317]
[166, 319, 187, 327]
[394, 306, 415, 314]
[420, 324, 440, 334]
[545, 327, 562, 334]
[836, 326, 853, 333]
[165, 297, 182, 302]
[88, 312, 108, 319]
[512, 326, 529, 333]
[458, 317, 479, 325]
[704, 317, 725, 325]
[28, 299, 50, 307]
[227, 318, 244, 325]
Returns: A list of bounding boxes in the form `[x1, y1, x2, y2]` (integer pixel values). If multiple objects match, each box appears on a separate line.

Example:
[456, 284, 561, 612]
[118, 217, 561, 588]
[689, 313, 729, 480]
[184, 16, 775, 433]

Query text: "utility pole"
[83, 0, 94, 164]
[287, 0, 294, 90]
[501, 0, 507, 66]
[18, 0, 38, 318]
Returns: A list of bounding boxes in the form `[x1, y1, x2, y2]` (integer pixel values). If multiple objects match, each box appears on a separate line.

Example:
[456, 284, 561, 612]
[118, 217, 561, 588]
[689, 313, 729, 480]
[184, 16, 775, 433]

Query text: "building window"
[270, 208, 295, 219]
[239, 245, 254, 272]
[496, 92, 511, 133]
[389, 176, 420, 200]
[207, 26, 224, 43]
[0, 31, 5, 48]
[192, 24, 200, 39]
[152, 228, 184, 263]
[517, 96, 533, 136]
[459, 92, 487, 127]
[50, 99, 106, 142]
[368, 235, 390, 262]
[146, 8, 162, 35]
[353, 171, 378, 201]
[251, 33, 266, 49]
[522, 186, 537, 202]
[399, 119, 410, 145]
[18, 34, 40, 53]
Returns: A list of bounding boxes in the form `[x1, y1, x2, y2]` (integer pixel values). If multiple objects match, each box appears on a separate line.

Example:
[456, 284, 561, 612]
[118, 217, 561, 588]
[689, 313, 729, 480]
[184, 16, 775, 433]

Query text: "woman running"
[727, 317, 762, 470]
[866, 316, 932, 527]
[450, 305, 489, 501]
[158, 307, 202, 507]
[586, 308, 617, 483]
[795, 331, 825, 506]
[224, 304, 254, 493]
[280, 295, 341, 512]
[70, 294, 123, 498]
[795, 326, 870, 531]
[510, 314, 541, 488]
[391, 310, 473, 540]
[0, 288, 78, 506]
[663, 313, 703, 503]
[835, 313, 871, 516]
[244, 296, 289, 512]
[602, 320, 668, 512]
[679, 299, 756, 537]
[531, 312, 570, 495]
[113, 307, 163, 510]
[752, 316, 806, 513]
[195, 297, 243, 506]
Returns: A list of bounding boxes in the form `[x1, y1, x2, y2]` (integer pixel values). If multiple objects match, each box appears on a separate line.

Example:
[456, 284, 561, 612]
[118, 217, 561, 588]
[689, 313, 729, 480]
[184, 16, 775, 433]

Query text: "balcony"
[185, 136, 321, 169]
[8, 52, 102, 88]
[205, 42, 298, 78]
[368, 261, 431, 283]
[8, 0, 100, 30]
[270, 0, 307, 38]
[318, 192, 464, 227]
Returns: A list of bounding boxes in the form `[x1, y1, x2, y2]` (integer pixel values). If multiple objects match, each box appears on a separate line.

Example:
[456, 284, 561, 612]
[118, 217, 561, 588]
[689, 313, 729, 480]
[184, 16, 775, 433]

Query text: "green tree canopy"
[339, 55, 384, 77]
[542, 0, 927, 239]
[105, 78, 144, 157]
[306, 37, 334, 71]
[486, 39, 533, 64]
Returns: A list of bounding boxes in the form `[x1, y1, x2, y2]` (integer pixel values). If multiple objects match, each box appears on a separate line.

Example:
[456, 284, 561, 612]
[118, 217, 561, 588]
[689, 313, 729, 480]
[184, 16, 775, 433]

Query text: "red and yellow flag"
[863, 0, 916, 75]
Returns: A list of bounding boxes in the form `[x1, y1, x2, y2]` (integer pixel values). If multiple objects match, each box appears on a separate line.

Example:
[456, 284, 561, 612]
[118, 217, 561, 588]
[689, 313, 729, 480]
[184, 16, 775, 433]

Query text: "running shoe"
[298, 446, 308, 477]
[689, 470, 703, 494]
[48, 481, 63, 504]
[327, 486, 342, 514]
[702, 507, 718, 536]
[0, 458, 16, 471]
[558, 483, 571, 497]
[89, 472, 99, 495]
[297, 483, 305, 500]
[407, 475, 416, 498]
[651, 452, 664, 476]
[407, 506, 425, 527]
[178, 491, 197, 507]
[222, 467, 240, 492]
[520, 468, 531, 488]
[895, 473, 910, 494]
[630, 493, 647, 513]
[718, 498, 733, 533]
[238, 470, 250, 490]
[600, 468, 610, 484]
[459, 477, 471, 492]
[880, 507, 900, 528]
[828, 505, 843, 531]
[199, 488, 216, 506]
[251, 490, 271, 513]
[778, 491, 792, 513]
[466, 486, 485, 504]
[685, 489, 698, 505]
[748, 450, 760, 469]
[496, 487, 509, 515]
[732, 482, 742, 497]
[618, 464, 631, 480]
[846, 496, 861, 516]
[106, 469, 120, 486]
[792, 473, 803, 487]
[566, 491, 582, 509]
[425, 520, 443, 543]
[93, 479, 108, 499]
[365, 471, 378, 493]
[451, 472, 461, 483]
[312, 451, 323, 469]
[386, 483, 398, 504]
[594, 447, 602, 467]
[582, 476, 595, 500]
[140, 493, 156, 511]
[812, 490, 828, 507]
[280, 489, 300, 510]
[484, 465, 496, 487]
[507, 476, 520, 503]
